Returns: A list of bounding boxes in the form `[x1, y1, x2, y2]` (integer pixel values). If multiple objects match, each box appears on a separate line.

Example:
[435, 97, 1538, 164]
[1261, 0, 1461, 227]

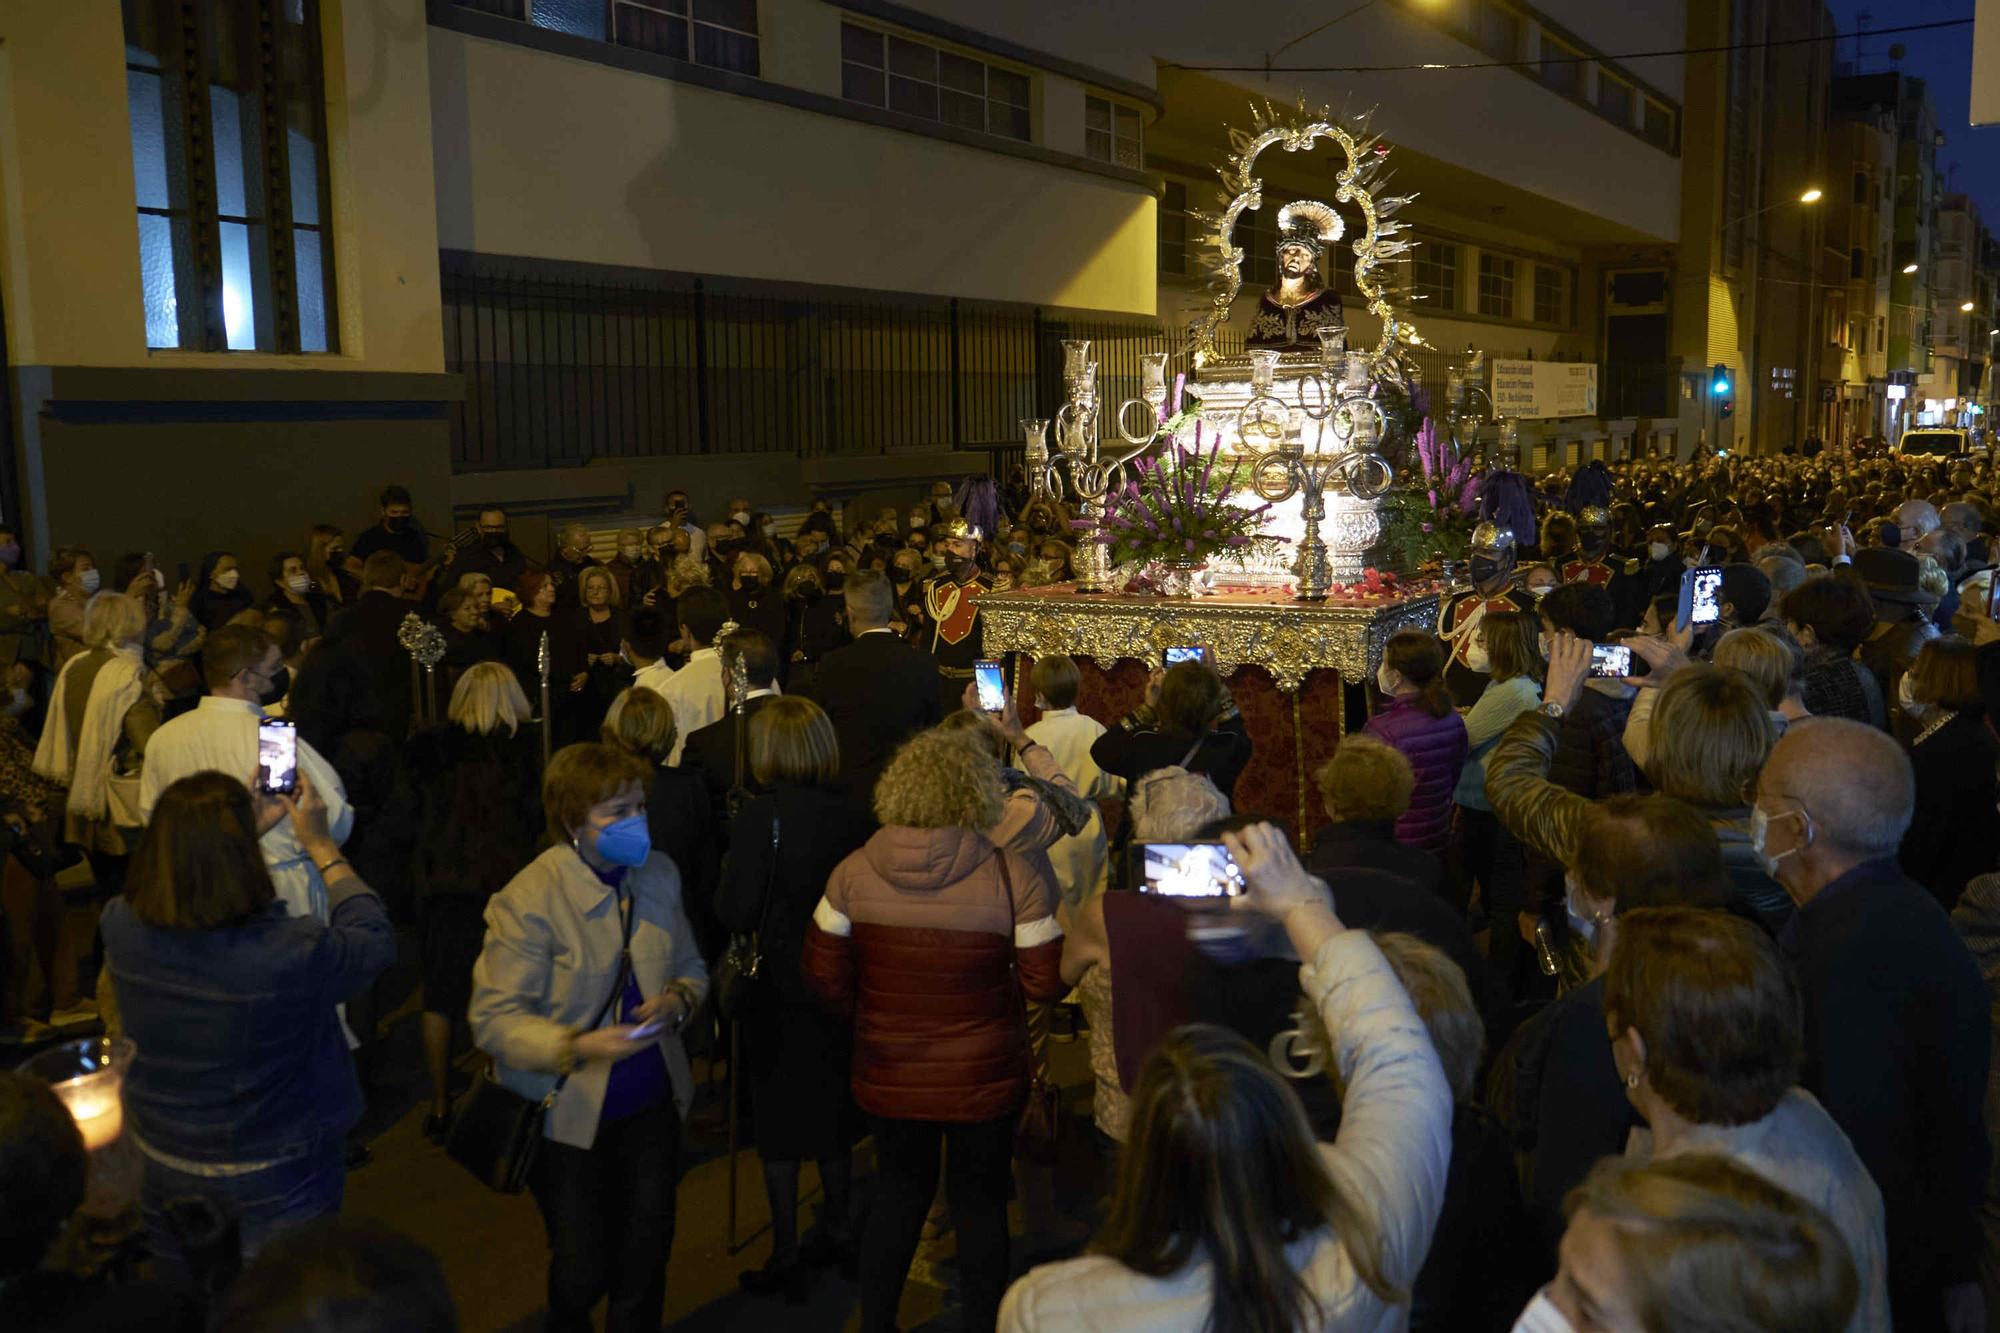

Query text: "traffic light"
[1718, 398, 1735, 420]
[1712, 363, 1734, 420]
[1711, 363, 1732, 397]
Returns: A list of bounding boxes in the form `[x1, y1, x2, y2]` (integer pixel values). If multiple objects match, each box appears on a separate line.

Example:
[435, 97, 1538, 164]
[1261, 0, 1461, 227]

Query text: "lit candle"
[58, 1080, 124, 1151]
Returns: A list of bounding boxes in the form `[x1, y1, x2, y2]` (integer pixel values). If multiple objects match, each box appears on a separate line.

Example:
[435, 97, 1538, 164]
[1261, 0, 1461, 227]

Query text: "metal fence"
[440, 253, 1228, 473]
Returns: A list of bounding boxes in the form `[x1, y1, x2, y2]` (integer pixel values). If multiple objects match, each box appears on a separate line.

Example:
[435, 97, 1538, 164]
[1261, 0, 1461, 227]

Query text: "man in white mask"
[1752, 719, 1988, 1333]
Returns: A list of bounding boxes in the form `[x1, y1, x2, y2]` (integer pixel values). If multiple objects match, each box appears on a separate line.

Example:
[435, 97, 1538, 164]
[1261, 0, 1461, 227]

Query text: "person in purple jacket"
[1362, 631, 1469, 858]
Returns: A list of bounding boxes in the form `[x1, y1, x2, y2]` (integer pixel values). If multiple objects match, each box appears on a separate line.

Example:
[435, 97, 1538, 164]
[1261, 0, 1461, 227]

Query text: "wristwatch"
[1539, 700, 1567, 720]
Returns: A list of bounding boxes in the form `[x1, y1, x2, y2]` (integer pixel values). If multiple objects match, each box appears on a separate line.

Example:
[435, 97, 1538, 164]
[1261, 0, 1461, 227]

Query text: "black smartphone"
[176, 561, 190, 587]
[1588, 643, 1633, 679]
[256, 719, 299, 795]
[1677, 566, 1723, 630]
[1129, 841, 1246, 900]
[973, 659, 1007, 714]
[1163, 645, 1211, 667]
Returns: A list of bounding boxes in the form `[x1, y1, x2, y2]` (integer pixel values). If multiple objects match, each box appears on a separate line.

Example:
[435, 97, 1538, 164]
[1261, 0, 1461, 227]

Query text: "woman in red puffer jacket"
[1362, 630, 1469, 857]
[802, 727, 1065, 1333]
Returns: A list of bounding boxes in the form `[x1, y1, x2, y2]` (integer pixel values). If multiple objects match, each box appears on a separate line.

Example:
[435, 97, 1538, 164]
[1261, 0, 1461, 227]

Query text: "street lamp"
[1721, 187, 1824, 229]
[1798, 187, 1823, 204]
[1903, 263, 1920, 275]
[1963, 301, 1977, 312]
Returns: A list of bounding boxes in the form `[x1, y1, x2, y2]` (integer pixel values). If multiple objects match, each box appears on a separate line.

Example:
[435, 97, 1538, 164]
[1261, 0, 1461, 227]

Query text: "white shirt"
[631, 658, 675, 700]
[681, 521, 707, 562]
[657, 647, 724, 766]
[139, 696, 354, 923]
[1023, 707, 1122, 908]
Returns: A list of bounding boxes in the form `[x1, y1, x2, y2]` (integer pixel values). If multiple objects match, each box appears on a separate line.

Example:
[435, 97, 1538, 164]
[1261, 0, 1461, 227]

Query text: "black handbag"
[713, 815, 780, 1023]
[445, 892, 634, 1193]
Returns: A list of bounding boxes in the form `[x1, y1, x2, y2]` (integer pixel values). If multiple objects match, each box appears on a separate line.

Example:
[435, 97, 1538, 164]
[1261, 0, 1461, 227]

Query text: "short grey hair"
[1767, 718, 1913, 859]
[1940, 501, 1982, 542]
[1127, 768, 1231, 841]
[842, 568, 894, 625]
[1758, 556, 1807, 600]
[1893, 499, 1940, 540]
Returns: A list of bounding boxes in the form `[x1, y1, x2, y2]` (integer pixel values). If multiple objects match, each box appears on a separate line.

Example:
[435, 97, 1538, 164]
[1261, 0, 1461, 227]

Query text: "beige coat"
[471, 843, 709, 1149]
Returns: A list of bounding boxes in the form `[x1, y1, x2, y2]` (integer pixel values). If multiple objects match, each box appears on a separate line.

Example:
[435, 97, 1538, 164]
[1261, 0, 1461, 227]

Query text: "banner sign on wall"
[1489, 360, 1599, 419]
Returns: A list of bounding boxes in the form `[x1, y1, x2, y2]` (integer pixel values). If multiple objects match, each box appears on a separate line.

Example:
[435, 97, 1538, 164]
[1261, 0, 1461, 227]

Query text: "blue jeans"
[140, 1139, 345, 1286]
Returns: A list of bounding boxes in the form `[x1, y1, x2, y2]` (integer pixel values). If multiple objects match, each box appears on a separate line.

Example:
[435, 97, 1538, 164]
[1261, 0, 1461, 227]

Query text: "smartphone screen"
[256, 719, 298, 795]
[973, 659, 1007, 713]
[1986, 570, 2000, 621]
[1678, 566, 1723, 629]
[1163, 645, 1209, 667]
[1588, 643, 1633, 679]
[1130, 841, 1246, 900]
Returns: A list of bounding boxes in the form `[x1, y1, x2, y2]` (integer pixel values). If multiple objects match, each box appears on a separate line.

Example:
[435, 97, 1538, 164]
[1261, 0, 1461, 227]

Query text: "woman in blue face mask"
[469, 742, 709, 1333]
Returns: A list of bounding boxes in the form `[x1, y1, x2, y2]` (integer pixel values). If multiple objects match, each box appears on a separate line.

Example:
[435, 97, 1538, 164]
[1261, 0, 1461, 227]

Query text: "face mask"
[1564, 873, 1605, 944]
[1375, 663, 1400, 695]
[825, 571, 846, 592]
[1898, 673, 1930, 720]
[929, 552, 947, 569]
[389, 516, 413, 533]
[1749, 805, 1804, 876]
[2, 688, 28, 717]
[152, 567, 166, 590]
[215, 568, 240, 591]
[1465, 640, 1491, 674]
[0, 543, 18, 568]
[284, 573, 311, 594]
[79, 569, 102, 594]
[620, 545, 642, 561]
[589, 813, 652, 868]
[1510, 1289, 1578, 1333]
[760, 521, 775, 535]
[258, 667, 291, 708]
[1008, 541, 1027, 555]
[1648, 541, 1671, 562]
[327, 546, 345, 563]
[1469, 555, 1503, 587]
[1537, 631, 1553, 658]
[738, 574, 765, 592]
[484, 531, 509, 550]
[731, 510, 751, 527]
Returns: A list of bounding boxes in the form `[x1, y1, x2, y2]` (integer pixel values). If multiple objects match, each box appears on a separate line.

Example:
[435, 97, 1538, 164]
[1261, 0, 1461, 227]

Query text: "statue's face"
[1279, 244, 1316, 281]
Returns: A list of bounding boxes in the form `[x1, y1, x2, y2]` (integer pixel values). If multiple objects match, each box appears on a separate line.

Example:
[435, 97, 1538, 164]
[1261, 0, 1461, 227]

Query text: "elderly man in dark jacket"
[1756, 718, 1991, 1333]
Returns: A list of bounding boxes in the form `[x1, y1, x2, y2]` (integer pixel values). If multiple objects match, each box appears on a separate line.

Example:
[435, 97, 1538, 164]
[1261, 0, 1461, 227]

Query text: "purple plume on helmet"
[1480, 470, 1537, 548]
[954, 476, 1004, 542]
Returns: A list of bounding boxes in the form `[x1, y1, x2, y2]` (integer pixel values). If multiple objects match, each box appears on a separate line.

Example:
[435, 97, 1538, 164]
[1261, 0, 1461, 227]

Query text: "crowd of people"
[2, 442, 2000, 1332]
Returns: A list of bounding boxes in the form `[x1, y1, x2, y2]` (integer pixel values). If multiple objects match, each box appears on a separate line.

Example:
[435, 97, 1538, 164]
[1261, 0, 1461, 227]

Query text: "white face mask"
[1375, 663, 1401, 695]
[215, 568, 241, 591]
[1648, 541, 1671, 562]
[1511, 1289, 1578, 1333]
[1897, 673, 1930, 720]
[619, 545, 642, 561]
[284, 573, 310, 594]
[1537, 631, 1553, 658]
[1749, 805, 1804, 877]
[731, 510, 751, 527]
[78, 568, 101, 594]
[1465, 640, 1491, 674]
[152, 567, 166, 590]
[1564, 873, 1606, 944]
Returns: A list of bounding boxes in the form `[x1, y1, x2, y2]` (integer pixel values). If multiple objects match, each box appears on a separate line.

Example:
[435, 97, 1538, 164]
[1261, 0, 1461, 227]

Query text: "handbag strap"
[542, 879, 639, 1106]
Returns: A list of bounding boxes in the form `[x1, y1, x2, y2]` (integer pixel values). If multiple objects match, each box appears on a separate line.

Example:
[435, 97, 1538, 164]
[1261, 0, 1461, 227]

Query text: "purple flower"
[1183, 539, 1195, 553]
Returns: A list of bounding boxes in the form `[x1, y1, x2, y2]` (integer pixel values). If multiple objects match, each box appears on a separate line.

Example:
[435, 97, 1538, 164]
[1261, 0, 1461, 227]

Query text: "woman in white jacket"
[470, 742, 708, 1333]
[999, 822, 1453, 1333]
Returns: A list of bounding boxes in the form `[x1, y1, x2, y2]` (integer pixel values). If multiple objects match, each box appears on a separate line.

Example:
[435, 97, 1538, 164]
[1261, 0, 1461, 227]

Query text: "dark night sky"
[1824, 0, 1999, 219]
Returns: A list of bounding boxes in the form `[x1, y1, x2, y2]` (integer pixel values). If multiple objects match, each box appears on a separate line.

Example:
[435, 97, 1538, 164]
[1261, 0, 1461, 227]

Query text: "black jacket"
[649, 762, 720, 957]
[322, 589, 417, 738]
[1901, 709, 1999, 910]
[456, 540, 530, 595]
[681, 693, 779, 830]
[1307, 820, 1445, 900]
[1311, 861, 1499, 1032]
[806, 630, 943, 816]
[1782, 858, 1991, 1317]
[1092, 712, 1254, 805]
[713, 782, 873, 1004]
[388, 726, 542, 905]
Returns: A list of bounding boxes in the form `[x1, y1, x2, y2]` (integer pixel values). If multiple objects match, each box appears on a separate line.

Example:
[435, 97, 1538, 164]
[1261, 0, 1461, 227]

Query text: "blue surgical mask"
[590, 813, 652, 867]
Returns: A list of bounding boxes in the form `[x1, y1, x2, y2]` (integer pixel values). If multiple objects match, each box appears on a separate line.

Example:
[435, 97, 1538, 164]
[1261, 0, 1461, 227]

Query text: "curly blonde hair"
[873, 729, 1004, 830]
[666, 555, 710, 599]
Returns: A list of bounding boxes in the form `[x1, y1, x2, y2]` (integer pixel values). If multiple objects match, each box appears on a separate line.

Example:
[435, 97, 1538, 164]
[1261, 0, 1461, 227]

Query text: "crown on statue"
[1275, 199, 1343, 254]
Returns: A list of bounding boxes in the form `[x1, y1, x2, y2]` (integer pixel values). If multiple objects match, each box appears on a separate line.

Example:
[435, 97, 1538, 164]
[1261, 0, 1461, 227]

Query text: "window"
[1596, 71, 1633, 124]
[1412, 243, 1458, 311]
[1159, 181, 1188, 276]
[611, 0, 759, 73]
[1876, 316, 1887, 352]
[1474, 2, 1520, 59]
[1479, 252, 1516, 318]
[1085, 95, 1142, 169]
[1852, 170, 1868, 204]
[124, 0, 337, 352]
[1242, 204, 1276, 289]
[841, 24, 1029, 141]
[1533, 263, 1566, 325]
[1641, 97, 1674, 149]
[1539, 33, 1580, 96]
[1850, 248, 1865, 279]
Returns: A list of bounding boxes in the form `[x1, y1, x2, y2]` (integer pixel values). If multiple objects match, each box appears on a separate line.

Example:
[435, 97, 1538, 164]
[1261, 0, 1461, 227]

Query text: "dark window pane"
[888, 75, 938, 120]
[1476, 3, 1518, 59]
[693, 0, 754, 32]
[294, 228, 328, 352]
[1642, 99, 1672, 147]
[1085, 128, 1110, 161]
[1541, 36, 1579, 94]
[987, 67, 1029, 107]
[939, 51, 982, 95]
[941, 89, 984, 132]
[840, 23, 880, 66]
[1115, 136, 1141, 169]
[887, 36, 934, 80]
[533, 0, 606, 40]
[1115, 106, 1140, 139]
[842, 63, 884, 105]
[123, 0, 163, 67]
[456, 0, 528, 15]
[616, 7, 688, 58]
[129, 70, 170, 210]
[692, 23, 756, 73]
[1085, 96, 1110, 131]
[1597, 75, 1632, 123]
[991, 101, 1029, 141]
[138, 213, 181, 348]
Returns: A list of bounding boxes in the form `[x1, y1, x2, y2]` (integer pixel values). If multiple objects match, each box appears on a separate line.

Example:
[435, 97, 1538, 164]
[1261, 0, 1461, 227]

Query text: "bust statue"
[1246, 200, 1348, 350]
